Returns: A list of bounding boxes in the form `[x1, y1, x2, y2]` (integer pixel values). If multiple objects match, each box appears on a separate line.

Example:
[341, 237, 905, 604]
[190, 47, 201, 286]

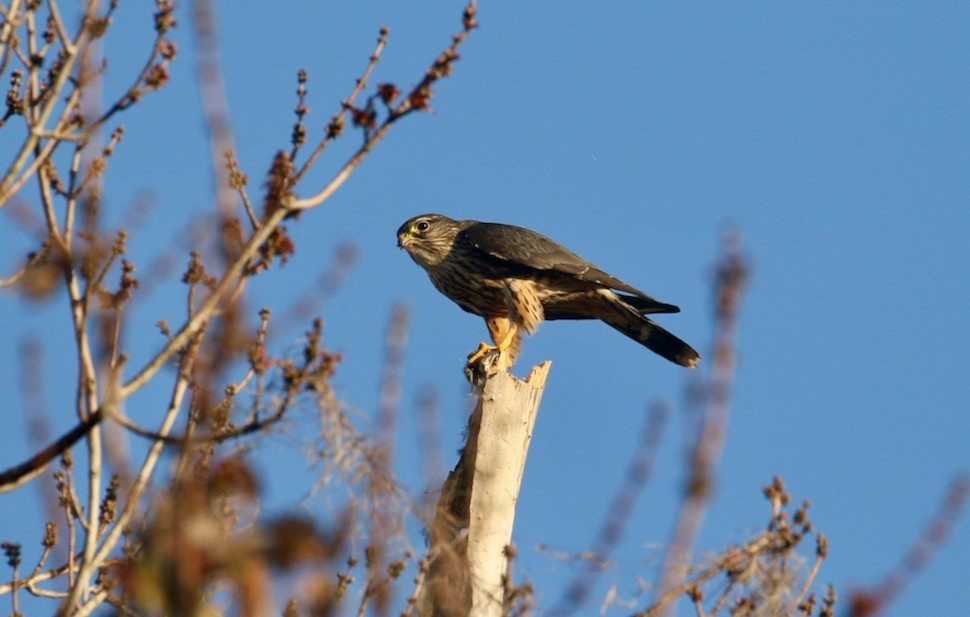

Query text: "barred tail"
[599, 291, 700, 368]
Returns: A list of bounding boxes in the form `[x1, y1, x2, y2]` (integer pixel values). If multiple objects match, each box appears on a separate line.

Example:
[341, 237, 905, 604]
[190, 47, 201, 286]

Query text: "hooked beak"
[397, 232, 413, 250]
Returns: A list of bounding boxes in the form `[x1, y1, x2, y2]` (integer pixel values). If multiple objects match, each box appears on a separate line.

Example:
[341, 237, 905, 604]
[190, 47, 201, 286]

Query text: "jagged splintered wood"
[424, 355, 551, 617]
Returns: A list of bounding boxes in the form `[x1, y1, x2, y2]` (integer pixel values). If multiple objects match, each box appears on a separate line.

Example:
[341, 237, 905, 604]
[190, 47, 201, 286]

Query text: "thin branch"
[38, 159, 66, 246]
[376, 303, 409, 456]
[0, 242, 51, 288]
[0, 413, 101, 494]
[72, 588, 109, 617]
[46, 1, 73, 51]
[653, 230, 749, 617]
[0, 0, 26, 67]
[118, 0, 478, 402]
[191, 0, 238, 222]
[1, 1, 170, 209]
[848, 473, 970, 617]
[791, 534, 828, 612]
[117, 203, 287, 400]
[0, 0, 96, 207]
[63, 140, 85, 248]
[291, 1, 477, 209]
[689, 587, 705, 617]
[636, 536, 771, 617]
[415, 385, 443, 516]
[552, 403, 668, 616]
[0, 552, 89, 596]
[269, 242, 357, 341]
[68, 350, 196, 617]
[291, 28, 389, 184]
[225, 150, 258, 228]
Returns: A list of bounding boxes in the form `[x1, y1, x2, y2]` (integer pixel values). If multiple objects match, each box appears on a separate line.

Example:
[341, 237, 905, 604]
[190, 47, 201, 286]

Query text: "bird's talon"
[467, 342, 496, 366]
[466, 343, 514, 375]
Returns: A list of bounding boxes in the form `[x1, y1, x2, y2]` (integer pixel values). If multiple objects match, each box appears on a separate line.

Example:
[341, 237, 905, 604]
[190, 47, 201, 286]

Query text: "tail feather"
[600, 291, 700, 368]
[618, 293, 680, 315]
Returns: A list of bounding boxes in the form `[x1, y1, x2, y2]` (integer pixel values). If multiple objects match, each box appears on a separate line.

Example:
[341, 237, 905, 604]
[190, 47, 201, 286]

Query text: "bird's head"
[397, 214, 460, 268]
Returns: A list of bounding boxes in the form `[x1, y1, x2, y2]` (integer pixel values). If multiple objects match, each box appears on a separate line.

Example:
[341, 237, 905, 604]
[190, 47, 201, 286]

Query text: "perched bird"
[397, 214, 700, 368]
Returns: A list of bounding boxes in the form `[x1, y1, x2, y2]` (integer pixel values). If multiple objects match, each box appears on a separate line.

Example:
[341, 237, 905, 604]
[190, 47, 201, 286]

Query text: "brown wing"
[458, 221, 678, 313]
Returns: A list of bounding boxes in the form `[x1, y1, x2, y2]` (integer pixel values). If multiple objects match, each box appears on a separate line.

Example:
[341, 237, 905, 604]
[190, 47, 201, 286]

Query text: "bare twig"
[68, 350, 196, 617]
[653, 230, 749, 617]
[191, 0, 237, 221]
[0, 1, 173, 208]
[415, 384, 444, 515]
[270, 242, 358, 341]
[0, 243, 50, 288]
[290, 28, 389, 185]
[2, 3, 480, 614]
[291, 1, 477, 209]
[637, 536, 773, 617]
[377, 304, 410, 456]
[791, 534, 828, 612]
[552, 403, 668, 615]
[0, 414, 101, 495]
[0, 7, 480, 492]
[848, 473, 970, 617]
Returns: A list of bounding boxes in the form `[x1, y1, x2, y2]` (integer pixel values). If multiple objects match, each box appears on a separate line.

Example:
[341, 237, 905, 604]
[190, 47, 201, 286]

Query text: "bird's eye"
[416, 221, 430, 232]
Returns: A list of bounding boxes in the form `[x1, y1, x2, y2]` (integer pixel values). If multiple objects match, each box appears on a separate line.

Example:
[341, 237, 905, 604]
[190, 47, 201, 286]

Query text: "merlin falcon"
[397, 214, 700, 368]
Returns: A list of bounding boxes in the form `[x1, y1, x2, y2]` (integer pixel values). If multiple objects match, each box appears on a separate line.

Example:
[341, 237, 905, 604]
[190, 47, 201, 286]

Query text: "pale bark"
[424, 358, 551, 617]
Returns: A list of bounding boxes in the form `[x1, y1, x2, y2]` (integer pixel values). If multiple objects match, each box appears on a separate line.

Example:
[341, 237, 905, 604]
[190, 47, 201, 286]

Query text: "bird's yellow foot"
[466, 342, 514, 370]
[467, 341, 498, 365]
[467, 323, 518, 370]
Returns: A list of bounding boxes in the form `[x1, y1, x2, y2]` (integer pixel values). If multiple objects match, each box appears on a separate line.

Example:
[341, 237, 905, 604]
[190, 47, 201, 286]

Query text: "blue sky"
[2, 2, 968, 615]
